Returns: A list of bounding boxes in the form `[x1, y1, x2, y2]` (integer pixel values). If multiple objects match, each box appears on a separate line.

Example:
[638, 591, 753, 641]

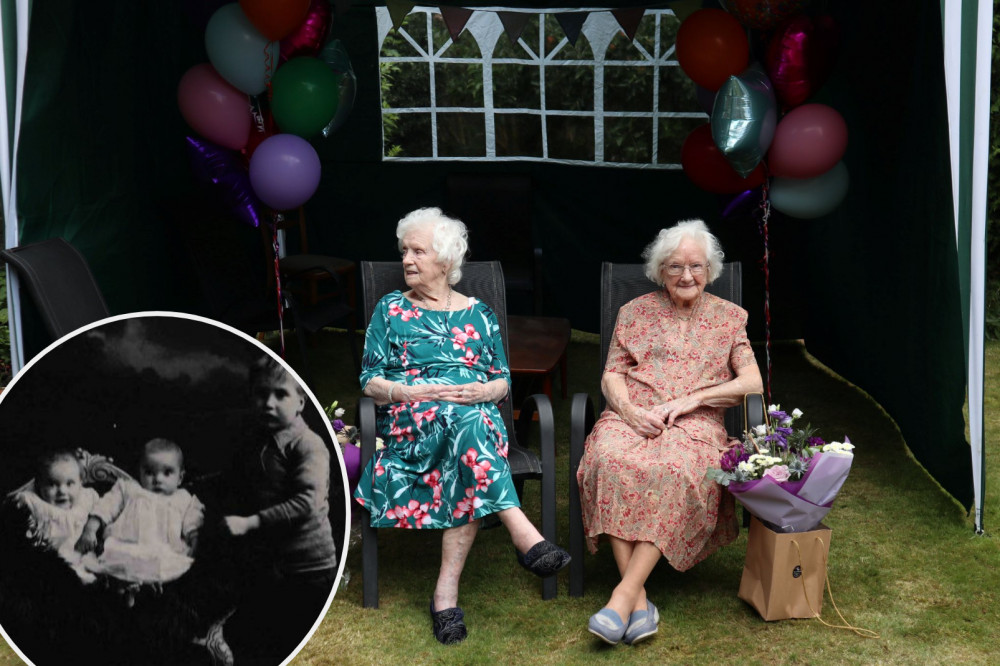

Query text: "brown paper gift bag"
[738, 516, 832, 621]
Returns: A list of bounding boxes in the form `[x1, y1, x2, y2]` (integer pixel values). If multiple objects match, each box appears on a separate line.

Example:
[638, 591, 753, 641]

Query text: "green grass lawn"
[1, 335, 997, 665]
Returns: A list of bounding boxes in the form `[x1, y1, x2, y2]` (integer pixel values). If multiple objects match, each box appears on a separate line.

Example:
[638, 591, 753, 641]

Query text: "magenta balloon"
[765, 15, 841, 109]
[280, 0, 333, 63]
[248, 134, 322, 210]
[767, 103, 847, 178]
[177, 64, 251, 151]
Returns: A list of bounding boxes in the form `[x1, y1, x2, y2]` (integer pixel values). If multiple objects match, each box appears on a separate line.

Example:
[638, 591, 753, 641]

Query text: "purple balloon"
[185, 136, 263, 228]
[248, 134, 322, 211]
[721, 186, 765, 220]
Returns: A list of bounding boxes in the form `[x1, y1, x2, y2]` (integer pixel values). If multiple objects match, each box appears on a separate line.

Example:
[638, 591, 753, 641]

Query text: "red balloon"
[280, 0, 333, 63]
[768, 103, 847, 178]
[765, 15, 841, 109]
[239, 0, 310, 41]
[723, 0, 806, 30]
[681, 124, 766, 194]
[244, 96, 278, 160]
[676, 9, 750, 92]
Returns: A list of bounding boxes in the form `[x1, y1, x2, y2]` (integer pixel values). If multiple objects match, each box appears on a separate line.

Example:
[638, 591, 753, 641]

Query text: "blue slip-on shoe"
[622, 600, 659, 645]
[588, 607, 629, 645]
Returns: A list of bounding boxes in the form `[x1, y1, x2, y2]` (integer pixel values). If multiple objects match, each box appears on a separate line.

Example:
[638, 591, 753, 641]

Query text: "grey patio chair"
[568, 261, 766, 597]
[355, 260, 559, 608]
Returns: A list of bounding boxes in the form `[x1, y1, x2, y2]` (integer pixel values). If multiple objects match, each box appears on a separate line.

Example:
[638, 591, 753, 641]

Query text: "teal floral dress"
[353, 291, 519, 529]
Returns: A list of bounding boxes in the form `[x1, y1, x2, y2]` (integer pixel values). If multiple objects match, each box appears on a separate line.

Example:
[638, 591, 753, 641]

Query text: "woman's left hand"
[436, 381, 499, 405]
[653, 394, 701, 427]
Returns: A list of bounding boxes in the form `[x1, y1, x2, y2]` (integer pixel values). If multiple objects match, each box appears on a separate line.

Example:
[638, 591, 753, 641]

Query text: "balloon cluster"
[676, 3, 846, 219]
[177, 0, 357, 226]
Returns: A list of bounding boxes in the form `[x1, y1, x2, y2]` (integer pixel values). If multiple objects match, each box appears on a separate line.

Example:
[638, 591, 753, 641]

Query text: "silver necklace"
[670, 295, 697, 321]
[414, 286, 452, 311]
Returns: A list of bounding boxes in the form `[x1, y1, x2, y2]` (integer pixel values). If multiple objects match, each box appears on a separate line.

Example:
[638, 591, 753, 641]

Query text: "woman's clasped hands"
[624, 395, 702, 438]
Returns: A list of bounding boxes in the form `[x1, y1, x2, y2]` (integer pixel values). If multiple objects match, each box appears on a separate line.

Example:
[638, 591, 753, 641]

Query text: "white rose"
[753, 424, 768, 437]
[334, 407, 346, 418]
[792, 408, 803, 419]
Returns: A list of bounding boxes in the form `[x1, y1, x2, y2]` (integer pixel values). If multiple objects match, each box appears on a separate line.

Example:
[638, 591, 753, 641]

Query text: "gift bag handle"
[791, 537, 880, 638]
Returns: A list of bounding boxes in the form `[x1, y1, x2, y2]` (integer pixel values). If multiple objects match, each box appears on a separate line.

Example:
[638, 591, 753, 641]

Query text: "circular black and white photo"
[0, 312, 349, 666]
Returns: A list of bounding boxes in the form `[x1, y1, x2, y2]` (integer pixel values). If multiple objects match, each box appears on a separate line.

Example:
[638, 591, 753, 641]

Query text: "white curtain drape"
[0, 0, 31, 375]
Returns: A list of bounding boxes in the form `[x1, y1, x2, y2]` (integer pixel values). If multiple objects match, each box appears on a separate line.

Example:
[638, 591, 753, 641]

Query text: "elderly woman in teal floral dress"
[578, 219, 763, 646]
[354, 207, 569, 645]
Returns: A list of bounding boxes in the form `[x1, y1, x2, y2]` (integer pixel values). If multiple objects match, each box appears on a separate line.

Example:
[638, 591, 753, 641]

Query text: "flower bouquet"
[707, 405, 855, 533]
[325, 400, 383, 495]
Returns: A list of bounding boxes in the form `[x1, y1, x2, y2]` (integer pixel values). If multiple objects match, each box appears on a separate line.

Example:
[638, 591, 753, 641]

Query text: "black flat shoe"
[516, 540, 571, 577]
[430, 600, 467, 645]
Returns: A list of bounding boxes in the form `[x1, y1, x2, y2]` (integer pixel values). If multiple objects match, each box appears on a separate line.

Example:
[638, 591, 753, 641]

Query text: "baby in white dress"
[13, 450, 101, 582]
[75, 438, 204, 584]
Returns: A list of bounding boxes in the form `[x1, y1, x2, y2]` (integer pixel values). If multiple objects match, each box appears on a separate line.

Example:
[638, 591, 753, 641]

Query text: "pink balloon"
[248, 134, 321, 210]
[280, 0, 333, 63]
[177, 64, 251, 151]
[767, 103, 847, 178]
[765, 15, 841, 109]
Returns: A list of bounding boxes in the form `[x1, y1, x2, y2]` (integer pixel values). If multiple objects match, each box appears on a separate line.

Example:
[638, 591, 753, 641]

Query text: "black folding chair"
[356, 260, 558, 608]
[0, 237, 111, 348]
[567, 261, 765, 597]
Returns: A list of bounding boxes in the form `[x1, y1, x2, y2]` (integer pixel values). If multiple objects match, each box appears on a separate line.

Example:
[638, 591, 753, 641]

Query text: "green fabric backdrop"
[12, 0, 972, 506]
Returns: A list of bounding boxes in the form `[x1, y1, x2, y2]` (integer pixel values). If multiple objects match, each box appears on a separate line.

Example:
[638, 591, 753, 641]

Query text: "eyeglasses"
[663, 263, 708, 277]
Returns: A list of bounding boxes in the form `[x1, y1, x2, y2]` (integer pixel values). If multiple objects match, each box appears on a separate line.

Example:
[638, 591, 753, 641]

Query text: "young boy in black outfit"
[224, 357, 338, 664]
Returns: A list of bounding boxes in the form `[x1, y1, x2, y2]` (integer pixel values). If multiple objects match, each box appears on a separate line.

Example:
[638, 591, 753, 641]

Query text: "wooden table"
[506, 315, 571, 400]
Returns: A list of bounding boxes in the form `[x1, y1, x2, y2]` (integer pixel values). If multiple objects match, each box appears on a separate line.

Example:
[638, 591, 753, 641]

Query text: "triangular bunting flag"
[555, 12, 588, 47]
[498, 11, 530, 44]
[440, 7, 474, 42]
[670, 0, 702, 22]
[612, 8, 645, 41]
[386, 0, 414, 31]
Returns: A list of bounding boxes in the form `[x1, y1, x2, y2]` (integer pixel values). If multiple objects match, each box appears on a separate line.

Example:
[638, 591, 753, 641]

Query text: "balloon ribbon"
[271, 219, 286, 358]
[757, 182, 773, 404]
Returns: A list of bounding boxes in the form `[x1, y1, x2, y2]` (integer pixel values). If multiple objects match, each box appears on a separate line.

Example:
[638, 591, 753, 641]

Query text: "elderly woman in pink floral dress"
[578, 219, 763, 646]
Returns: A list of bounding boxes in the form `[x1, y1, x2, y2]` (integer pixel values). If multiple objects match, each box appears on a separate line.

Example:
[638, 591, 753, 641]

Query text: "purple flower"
[332, 419, 345, 432]
[720, 443, 749, 472]
[808, 436, 825, 447]
[768, 409, 788, 423]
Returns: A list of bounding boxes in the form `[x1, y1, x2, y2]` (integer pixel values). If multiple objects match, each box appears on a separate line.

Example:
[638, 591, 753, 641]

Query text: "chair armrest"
[568, 391, 595, 598]
[356, 395, 380, 609]
[357, 397, 378, 468]
[514, 393, 558, 600]
[513, 393, 556, 534]
[743, 392, 766, 432]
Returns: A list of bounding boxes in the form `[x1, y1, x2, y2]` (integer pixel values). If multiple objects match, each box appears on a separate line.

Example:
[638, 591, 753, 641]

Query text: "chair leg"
[362, 518, 379, 609]
[569, 393, 594, 598]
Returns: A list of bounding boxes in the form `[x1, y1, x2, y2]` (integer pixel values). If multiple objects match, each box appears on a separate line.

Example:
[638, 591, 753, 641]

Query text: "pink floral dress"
[576, 290, 757, 571]
[353, 291, 518, 528]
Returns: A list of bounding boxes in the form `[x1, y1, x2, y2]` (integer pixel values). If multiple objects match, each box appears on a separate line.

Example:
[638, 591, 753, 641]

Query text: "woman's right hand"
[621, 404, 665, 439]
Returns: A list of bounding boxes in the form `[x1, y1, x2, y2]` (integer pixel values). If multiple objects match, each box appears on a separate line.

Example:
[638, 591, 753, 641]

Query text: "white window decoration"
[376, 6, 707, 168]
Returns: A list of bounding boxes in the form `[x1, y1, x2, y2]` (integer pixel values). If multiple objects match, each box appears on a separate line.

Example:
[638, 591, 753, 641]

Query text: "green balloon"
[271, 57, 341, 139]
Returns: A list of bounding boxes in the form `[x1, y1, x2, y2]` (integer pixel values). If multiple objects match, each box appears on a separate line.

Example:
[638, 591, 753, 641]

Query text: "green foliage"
[379, 9, 698, 164]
